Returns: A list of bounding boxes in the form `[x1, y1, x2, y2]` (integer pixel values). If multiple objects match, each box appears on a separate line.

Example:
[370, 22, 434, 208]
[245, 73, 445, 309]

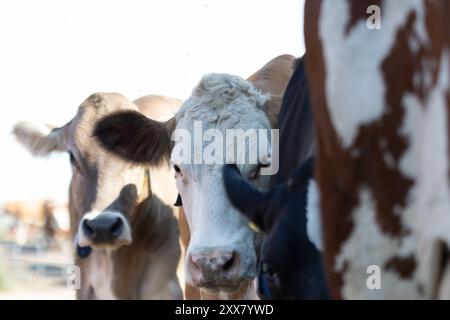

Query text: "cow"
[304, 0, 450, 298]
[93, 55, 296, 299]
[222, 56, 329, 299]
[3, 200, 53, 226]
[2, 200, 65, 246]
[13, 93, 183, 299]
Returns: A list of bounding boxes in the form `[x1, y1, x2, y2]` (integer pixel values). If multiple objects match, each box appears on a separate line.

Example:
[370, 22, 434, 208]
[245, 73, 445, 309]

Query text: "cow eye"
[173, 165, 181, 173]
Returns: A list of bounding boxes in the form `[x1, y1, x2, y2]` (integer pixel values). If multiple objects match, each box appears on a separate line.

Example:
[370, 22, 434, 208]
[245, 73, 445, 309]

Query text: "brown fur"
[111, 195, 180, 299]
[247, 54, 296, 128]
[178, 208, 202, 299]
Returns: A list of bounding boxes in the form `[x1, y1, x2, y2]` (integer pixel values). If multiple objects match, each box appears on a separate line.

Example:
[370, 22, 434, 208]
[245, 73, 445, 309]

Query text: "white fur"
[398, 50, 450, 298]
[306, 179, 323, 251]
[85, 251, 116, 299]
[193, 73, 269, 110]
[320, 0, 426, 149]
[335, 188, 421, 299]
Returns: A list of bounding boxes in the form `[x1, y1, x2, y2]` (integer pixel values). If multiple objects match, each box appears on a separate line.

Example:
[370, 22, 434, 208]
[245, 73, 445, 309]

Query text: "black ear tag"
[174, 193, 183, 207]
[77, 244, 92, 259]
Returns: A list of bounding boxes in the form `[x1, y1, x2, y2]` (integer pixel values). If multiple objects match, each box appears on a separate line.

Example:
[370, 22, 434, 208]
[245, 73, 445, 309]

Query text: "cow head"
[13, 93, 152, 254]
[222, 159, 329, 299]
[93, 74, 275, 295]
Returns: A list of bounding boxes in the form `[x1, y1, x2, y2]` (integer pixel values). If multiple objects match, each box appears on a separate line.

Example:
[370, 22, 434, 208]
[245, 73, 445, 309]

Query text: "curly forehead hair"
[176, 73, 270, 128]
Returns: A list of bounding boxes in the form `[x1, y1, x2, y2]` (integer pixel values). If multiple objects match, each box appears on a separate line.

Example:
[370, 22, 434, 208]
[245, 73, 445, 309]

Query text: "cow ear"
[93, 110, 176, 167]
[223, 164, 269, 232]
[12, 122, 68, 156]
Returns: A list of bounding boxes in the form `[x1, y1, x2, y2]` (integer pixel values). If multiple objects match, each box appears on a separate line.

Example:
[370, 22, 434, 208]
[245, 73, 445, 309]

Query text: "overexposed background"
[0, 0, 305, 204]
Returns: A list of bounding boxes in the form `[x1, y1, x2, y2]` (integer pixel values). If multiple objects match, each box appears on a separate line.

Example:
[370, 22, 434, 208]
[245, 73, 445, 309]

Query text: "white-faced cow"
[13, 93, 183, 299]
[222, 56, 329, 299]
[305, 0, 450, 298]
[93, 55, 295, 299]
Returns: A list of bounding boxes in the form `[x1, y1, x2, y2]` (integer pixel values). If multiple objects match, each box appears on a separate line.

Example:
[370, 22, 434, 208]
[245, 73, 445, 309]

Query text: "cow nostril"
[222, 252, 236, 272]
[110, 217, 124, 237]
[82, 220, 94, 237]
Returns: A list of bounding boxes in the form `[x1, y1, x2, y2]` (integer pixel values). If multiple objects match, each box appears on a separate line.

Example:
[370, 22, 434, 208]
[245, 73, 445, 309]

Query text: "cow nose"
[82, 215, 124, 243]
[189, 249, 240, 286]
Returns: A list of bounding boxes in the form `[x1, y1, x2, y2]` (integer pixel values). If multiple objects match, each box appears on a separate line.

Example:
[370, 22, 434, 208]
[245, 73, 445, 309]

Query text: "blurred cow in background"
[2, 200, 69, 247]
[305, 0, 450, 298]
[13, 93, 183, 299]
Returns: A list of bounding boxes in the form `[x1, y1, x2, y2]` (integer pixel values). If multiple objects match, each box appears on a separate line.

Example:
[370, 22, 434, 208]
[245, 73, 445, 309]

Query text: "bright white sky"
[0, 0, 305, 204]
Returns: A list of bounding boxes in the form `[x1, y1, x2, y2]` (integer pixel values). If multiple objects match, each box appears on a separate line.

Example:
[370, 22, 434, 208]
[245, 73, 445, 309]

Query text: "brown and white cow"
[93, 55, 295, 299]
[305, 0, 450, 298]
[13, 93, 183, 299]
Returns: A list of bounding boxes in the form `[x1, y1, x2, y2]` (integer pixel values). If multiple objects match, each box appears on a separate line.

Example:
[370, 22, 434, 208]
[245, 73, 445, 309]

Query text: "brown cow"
[92, 55, 295, 299]
[2, 200, 57, 245]
[13, 93, 183, 299]
[305, 0, 450, 298]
